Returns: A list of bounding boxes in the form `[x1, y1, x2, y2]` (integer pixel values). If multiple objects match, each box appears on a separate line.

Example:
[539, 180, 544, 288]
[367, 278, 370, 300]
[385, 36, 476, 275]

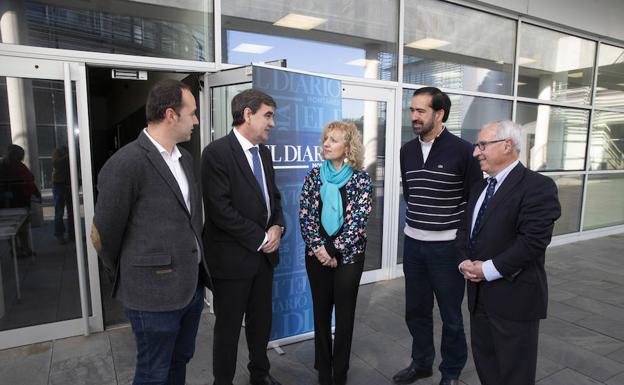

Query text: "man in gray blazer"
[93, 79, 211, 385]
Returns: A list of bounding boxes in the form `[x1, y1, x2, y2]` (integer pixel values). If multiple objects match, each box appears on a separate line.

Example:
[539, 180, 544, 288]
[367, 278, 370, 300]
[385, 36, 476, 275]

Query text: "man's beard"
[412, 119, 434, 137]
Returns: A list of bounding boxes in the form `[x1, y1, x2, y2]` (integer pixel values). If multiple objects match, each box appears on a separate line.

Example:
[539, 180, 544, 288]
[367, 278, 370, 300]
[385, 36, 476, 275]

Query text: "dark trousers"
[212, 257, 274, 385]
[471, 292, 540, 385]
[306, 256, 364, 385]
[123, 286, 204, 385]
[403, 236, 467, 379]
[53, 183, 74, 237]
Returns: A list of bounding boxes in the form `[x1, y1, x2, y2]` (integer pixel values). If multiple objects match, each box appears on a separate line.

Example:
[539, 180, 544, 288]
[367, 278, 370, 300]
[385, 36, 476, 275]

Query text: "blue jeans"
[403, 236, 467, 379]
[124, 286, 204, 385]
[52, 183, 73, 237]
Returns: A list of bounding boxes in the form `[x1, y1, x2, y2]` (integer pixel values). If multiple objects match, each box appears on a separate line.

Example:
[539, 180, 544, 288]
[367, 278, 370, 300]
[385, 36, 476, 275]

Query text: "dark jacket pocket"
[131, 254, 171, 267]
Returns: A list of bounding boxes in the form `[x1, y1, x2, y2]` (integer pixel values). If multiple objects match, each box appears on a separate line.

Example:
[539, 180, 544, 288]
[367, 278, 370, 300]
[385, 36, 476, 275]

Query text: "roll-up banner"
[252, 66, 342, 343]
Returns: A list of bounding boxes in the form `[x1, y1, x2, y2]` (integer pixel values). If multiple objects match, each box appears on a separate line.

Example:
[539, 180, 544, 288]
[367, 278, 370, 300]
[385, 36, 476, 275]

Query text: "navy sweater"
[400, 128, 482, 232]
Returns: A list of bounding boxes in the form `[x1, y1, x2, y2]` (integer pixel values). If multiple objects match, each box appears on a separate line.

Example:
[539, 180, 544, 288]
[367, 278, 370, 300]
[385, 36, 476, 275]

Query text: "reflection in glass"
[595, 44, 624, 109]
[342, 99, 386, 271]
[403, 0, 516, 94]
[583, 174, 624, 230]
[0, 77, 86, 330]
[0, 1, 213, 61]
[549, 175, 583, 235]
[211, 83, 252, 140]
[518, 24, 595, 105]
[590, 111, 624, 170]
[222, 0, 398, 80]
[401, 89, 512, 146]
[515, 103, 589, 171]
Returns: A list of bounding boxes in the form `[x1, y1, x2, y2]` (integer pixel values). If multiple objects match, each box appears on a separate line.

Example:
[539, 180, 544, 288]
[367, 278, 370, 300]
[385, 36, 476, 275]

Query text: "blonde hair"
[321, 120, 364, 170]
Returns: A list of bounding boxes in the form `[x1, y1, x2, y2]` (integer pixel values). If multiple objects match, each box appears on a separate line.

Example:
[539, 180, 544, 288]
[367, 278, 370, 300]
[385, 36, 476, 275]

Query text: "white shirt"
[470, 159, 520, 281]
[144, 128, 200, 262]
[404, 127, 457, 242]
[144, 128, 190, 211]
[232, 128, 271, 250]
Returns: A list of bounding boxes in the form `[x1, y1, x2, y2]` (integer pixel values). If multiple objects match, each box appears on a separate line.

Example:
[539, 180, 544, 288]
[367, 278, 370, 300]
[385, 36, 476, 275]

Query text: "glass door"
[341, 84, 398, 283]
[206, 69, 400, 285]
[0, 56, 99, 349]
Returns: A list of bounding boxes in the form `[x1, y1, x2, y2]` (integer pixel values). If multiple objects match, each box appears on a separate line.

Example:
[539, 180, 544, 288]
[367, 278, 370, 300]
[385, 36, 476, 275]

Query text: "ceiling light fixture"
[273, 13, 327, 30]
[405, 38, 450, 50]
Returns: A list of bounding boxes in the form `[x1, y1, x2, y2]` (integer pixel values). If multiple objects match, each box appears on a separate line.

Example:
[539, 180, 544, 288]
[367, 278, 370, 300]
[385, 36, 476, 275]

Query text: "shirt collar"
[144, 128, 181, 160]
[232, 127, 257, 152]
[490, 159, 519, 186]
[418, 126, 446, 144]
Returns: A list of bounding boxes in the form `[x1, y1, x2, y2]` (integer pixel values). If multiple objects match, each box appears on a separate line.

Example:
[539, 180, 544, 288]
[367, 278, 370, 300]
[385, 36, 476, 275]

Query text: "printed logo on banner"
[253, 66, 342, 341]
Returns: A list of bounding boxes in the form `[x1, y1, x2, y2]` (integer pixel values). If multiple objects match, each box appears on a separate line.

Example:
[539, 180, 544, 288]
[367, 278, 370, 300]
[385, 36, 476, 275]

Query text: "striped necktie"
[469, 177, 497, 256]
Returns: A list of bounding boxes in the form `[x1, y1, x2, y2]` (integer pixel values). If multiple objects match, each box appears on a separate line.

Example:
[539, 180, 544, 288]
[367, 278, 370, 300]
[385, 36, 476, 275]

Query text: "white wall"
[467, 0, 624, 43]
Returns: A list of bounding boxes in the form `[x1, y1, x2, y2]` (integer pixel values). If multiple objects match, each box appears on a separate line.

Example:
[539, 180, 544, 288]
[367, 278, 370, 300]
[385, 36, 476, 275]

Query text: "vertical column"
[1, 1, 40, 180]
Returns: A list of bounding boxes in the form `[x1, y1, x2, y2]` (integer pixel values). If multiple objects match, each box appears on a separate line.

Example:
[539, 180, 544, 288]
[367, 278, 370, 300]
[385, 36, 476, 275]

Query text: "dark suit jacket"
[456, 162, 561, 321]
[201, 131, 284, 279]
[94, 131, 210, 312]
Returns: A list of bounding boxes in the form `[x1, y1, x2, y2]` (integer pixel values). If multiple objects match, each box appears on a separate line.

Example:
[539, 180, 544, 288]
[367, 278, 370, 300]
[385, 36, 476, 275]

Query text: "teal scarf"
[320, 160, 354, 236]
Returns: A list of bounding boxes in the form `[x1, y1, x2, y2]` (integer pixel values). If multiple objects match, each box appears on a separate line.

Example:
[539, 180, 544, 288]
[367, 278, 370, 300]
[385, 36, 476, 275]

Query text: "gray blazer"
[94, 131, 210, 312]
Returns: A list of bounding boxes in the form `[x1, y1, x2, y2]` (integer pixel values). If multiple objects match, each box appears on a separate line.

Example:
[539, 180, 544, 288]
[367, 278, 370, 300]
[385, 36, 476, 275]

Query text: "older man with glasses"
[457, 120, 561, 385]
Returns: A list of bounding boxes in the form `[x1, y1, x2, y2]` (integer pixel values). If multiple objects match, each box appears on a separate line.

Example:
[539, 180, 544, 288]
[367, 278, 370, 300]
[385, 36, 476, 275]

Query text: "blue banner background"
[252, 66, 341, 341]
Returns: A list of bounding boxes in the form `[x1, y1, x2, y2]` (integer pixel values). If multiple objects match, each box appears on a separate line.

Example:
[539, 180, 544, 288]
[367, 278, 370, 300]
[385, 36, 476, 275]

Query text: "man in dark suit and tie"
[93, 79, 211, 384]
[457, 120, 561, 385]
[201, 89, 284, 385]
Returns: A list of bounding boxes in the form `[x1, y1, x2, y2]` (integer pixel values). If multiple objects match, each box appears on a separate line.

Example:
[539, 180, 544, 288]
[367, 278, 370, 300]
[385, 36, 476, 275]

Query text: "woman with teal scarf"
[299, 121, 373, 385]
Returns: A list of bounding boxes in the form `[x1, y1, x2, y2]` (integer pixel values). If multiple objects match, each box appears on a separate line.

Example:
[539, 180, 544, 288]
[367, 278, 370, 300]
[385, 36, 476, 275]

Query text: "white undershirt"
[144, 128, 200, 262]
[144, 128, 190, 211]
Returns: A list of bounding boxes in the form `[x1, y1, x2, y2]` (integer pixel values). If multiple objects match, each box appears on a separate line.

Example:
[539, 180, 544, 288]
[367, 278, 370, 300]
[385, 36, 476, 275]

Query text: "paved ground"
[1, 234, 624, 385]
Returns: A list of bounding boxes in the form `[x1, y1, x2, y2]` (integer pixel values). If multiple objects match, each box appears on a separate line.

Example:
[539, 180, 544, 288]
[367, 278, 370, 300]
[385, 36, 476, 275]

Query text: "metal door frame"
[0, 56, 100, 349]
[205, 64, 402, 286]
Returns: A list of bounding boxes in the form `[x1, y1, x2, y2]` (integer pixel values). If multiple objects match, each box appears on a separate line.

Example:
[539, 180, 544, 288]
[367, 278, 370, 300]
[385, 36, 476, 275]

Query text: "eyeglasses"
[473, 139, 508, 151]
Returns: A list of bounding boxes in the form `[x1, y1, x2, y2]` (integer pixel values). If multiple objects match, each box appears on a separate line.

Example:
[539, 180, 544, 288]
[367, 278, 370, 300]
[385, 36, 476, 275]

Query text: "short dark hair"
[145, 79, 191, 123]
[413, 87, 451, 123]
[6, 144, 25, 163]
[231, 89, 277, 127]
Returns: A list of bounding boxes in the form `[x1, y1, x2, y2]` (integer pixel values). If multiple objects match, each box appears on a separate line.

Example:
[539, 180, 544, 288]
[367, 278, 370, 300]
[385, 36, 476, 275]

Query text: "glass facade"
[0, 0, 214, 61]
[590, 111, 624, 170]
[584, 174, 624, 230]
[595, 44, 624, 110]
[222, 0, 398, 80]
[0, 0, 623, 341]
[0, 2, 620, 248]
[515, 103, 589, 171]
[403, 0, 516, 95]
[550, 175, 583, 235]
[518, 24, 596, 105]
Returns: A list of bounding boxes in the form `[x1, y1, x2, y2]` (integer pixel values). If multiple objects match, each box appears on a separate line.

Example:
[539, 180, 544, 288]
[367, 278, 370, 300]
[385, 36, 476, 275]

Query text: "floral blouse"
[299, 166, 373, 265]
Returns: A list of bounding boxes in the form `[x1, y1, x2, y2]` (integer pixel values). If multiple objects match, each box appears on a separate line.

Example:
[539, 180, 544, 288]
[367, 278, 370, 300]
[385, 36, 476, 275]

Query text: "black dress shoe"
[392, 363, 433, 384]
[250, 374, 282, 385]
[439, 379, 459, 385]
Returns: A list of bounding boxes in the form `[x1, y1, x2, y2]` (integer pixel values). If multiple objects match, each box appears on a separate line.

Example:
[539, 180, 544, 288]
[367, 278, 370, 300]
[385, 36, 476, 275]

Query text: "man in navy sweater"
[393, 87, 482, 385]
